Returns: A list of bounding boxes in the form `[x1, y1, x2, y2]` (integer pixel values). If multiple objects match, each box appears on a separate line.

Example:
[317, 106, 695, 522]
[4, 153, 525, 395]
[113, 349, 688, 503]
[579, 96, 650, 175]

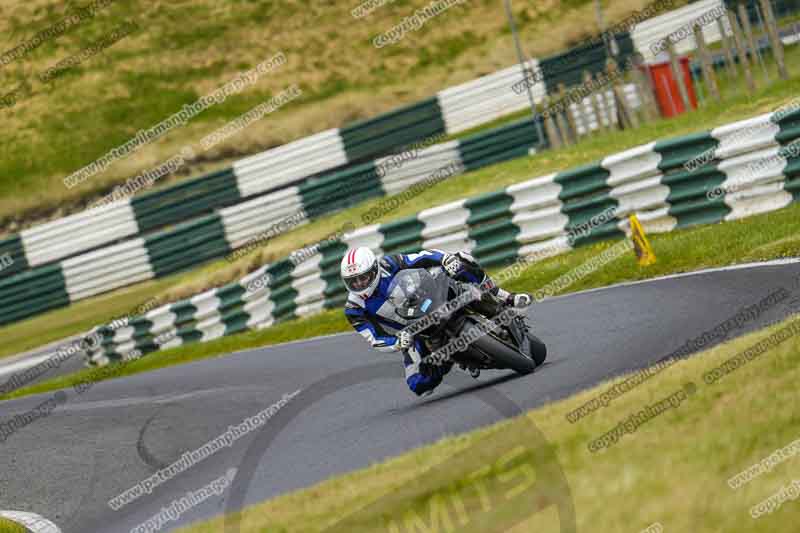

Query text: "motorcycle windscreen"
[386, 268, 449, 320]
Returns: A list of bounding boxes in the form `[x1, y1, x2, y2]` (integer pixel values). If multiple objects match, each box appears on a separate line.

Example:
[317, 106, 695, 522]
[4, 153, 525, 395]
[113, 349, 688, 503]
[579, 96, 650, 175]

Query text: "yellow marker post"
[629, 214, 656, 266]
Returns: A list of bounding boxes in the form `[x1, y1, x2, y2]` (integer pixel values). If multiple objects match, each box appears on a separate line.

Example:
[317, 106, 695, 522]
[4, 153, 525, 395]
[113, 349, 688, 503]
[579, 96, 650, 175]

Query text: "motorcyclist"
[341, 247, 532, 397]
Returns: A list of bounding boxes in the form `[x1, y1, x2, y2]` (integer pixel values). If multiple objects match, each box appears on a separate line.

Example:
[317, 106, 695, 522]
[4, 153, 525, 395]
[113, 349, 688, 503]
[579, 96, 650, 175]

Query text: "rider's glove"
[442, 253, 462, 278]
[398, 330, 413, 350]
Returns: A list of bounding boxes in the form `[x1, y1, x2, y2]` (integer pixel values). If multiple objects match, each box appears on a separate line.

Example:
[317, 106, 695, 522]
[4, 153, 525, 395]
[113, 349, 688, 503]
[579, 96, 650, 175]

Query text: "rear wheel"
[471, 329, 536, 375]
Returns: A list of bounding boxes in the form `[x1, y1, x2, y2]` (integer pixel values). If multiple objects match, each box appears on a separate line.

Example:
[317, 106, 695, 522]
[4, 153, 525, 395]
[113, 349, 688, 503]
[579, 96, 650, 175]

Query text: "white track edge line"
[544, 257, 800, 302]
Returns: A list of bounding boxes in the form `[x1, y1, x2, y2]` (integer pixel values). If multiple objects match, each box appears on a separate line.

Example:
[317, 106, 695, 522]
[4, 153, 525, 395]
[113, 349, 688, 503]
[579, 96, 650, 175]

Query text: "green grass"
[177, 313, 800, 532]
[4, 200, 800, 402]
[1, 61, 798, 360]
[0, 519, 26, 533]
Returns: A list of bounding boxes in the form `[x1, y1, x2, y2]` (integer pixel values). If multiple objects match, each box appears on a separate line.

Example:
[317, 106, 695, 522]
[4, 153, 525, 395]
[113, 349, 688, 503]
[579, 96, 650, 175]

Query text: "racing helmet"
[340, 247, 381, 298]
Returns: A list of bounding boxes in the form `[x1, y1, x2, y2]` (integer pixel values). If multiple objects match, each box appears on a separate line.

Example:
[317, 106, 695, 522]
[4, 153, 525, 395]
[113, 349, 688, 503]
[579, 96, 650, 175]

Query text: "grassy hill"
[0, 0, 672, 232]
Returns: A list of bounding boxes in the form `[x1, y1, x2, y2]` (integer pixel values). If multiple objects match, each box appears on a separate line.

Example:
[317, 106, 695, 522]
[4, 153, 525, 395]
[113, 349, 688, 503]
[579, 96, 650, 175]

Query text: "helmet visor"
[344, 263, 378, 292]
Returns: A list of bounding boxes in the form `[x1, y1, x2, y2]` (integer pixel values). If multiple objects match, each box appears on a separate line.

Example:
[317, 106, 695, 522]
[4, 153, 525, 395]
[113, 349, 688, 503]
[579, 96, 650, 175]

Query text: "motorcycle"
[387, 267, 547, 376]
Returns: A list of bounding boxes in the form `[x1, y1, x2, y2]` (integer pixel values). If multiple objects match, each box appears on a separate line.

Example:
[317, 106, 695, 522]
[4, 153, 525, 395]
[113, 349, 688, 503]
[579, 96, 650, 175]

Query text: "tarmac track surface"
[0, 259, 798, 533]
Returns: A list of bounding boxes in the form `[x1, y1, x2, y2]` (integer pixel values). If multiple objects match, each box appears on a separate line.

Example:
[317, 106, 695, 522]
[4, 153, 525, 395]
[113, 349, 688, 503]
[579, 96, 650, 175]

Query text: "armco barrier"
[83, 106, 800, 365]
[0, 117, 545, 327]
[436, 60, 545, 135]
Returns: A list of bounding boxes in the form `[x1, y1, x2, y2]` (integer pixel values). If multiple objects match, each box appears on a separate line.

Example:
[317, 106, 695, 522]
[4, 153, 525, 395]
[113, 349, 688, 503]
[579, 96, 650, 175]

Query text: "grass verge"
[0, 519, 26, 533]
[3, 200, 799, 401]
[177, 313, 800, 533]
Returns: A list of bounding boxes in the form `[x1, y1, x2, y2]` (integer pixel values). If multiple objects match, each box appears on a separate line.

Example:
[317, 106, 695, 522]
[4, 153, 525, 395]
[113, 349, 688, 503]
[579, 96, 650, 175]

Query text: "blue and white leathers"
[344, 250, 488, 395]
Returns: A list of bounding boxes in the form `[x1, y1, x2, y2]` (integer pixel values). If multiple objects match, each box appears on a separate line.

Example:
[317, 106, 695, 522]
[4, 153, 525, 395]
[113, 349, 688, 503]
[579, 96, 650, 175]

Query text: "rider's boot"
[458, 363, 481, 379]
[471, 284, 532, 319]
[452, 252, 532, 311]
[503, 292, 533, 309]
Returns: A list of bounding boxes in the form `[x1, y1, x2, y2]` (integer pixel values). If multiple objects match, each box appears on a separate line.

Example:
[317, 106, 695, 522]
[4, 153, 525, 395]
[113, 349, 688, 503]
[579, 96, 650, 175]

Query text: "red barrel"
[645, 56, 698, 118]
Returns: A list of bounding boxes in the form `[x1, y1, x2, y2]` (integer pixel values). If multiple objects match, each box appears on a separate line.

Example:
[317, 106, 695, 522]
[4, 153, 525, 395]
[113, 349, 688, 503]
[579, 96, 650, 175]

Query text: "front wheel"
[471, 330, 536, 375]
[528, 333, 547, 366]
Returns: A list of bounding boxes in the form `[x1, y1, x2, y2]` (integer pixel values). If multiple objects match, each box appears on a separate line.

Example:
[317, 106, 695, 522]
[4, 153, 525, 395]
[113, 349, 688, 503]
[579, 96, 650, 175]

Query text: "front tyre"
[528, 334, 547, 366]
[471, 330, 535, 375]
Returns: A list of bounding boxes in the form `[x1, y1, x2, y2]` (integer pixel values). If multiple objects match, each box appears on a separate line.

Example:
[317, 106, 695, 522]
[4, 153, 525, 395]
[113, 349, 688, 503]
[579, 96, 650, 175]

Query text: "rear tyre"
[471, 329, 536, 375]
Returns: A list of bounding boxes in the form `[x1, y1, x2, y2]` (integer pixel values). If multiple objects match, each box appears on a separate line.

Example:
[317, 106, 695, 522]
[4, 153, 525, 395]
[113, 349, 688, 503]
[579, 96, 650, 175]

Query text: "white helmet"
[340, 247, 381, 298]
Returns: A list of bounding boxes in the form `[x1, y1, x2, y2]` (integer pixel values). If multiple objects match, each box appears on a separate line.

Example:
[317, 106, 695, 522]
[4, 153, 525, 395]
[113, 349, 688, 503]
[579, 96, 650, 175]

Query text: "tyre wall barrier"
[0, 117, 546, 326]
[84, 106, 800, 365]
[0, 61, 545, 281]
